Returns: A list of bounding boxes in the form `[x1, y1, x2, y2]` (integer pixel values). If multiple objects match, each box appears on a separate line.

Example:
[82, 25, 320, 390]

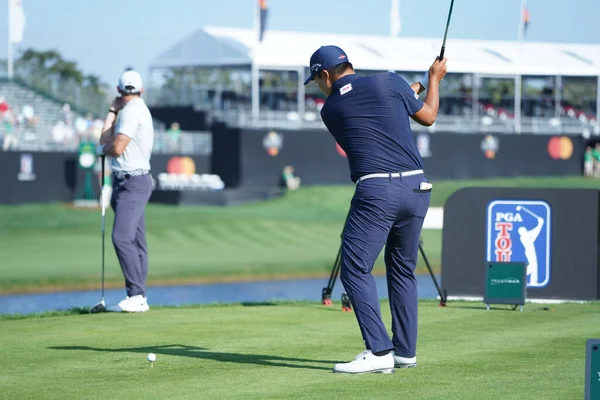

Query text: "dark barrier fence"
[441, 188, 600, 300]
[0, 131, 588, 204]
[149, 106, 209, 131]
[210, 126, 586, 187]
[0, 152, 210, 204]
[421, 133, 585, 180]
[1, 152, 81, 204]
[211, 123, 350, 187]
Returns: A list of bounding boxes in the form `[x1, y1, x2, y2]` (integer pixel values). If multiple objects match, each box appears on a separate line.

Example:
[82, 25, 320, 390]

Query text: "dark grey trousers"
[110, 173, 153, 297]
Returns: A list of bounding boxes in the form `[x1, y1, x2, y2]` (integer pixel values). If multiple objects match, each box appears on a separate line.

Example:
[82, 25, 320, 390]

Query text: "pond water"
[0, 274, 443, 315]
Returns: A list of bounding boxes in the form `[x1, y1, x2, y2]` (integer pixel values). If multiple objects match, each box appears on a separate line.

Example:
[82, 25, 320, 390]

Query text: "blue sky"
[0, 0, 599, 87]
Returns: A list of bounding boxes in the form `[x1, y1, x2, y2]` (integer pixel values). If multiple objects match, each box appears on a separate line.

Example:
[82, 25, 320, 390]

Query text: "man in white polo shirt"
[99, 69, 154, 312]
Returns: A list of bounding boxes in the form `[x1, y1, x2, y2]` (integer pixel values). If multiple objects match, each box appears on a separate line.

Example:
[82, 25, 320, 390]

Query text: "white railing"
[212, 109, 600, 136]
[0, 130, 212, 154]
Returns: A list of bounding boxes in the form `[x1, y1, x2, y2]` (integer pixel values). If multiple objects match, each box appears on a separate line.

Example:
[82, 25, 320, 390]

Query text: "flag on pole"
[259, 0, 268, 42]
[522, 2, 530, 41]
[390, 0, 401, 37]
[9, 0, 26, 44]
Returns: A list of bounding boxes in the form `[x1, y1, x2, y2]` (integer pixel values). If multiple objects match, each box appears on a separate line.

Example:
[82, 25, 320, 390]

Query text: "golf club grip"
[101, 155, 105, 186]
[439, 46, 445, 60]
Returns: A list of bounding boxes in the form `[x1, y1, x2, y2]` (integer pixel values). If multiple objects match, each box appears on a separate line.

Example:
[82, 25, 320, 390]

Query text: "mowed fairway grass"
[1, 301, 598, 399]
[0, 176, 596, 294]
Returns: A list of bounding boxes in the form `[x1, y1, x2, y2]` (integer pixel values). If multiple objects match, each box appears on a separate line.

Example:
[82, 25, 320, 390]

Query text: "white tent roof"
[151, 26, 600, 77]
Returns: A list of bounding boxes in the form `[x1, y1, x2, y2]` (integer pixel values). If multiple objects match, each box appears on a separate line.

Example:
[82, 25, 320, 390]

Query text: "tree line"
[3, 48, 110, 117]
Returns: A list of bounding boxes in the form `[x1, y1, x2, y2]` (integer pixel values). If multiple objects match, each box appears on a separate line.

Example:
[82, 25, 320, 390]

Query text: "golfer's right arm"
[411, 57, 448, 127]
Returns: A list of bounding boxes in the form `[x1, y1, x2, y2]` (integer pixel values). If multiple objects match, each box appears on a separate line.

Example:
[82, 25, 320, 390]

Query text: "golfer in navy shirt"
[304, 45, 447, 374]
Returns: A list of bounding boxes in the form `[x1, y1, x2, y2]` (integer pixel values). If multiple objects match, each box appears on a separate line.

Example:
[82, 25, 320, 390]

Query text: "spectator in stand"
[2, 110, 18, 151]
[594, 143, 600, 178]
[52, 121, 67, 145]
[281, 165, 301, 191]
[584, 146, 594, 178]
[62, 103, 73, 128]
[167, 122, 181, 152]
[0, 96, 8, 114]
[85, 113, 94, 134]
[75, 115, 89, 141]
[22, 104, 38, 130]
[91, 118, 104, 141]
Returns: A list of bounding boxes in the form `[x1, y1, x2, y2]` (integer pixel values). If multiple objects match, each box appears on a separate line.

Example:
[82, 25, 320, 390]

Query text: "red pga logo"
[494, 221, 513, 261]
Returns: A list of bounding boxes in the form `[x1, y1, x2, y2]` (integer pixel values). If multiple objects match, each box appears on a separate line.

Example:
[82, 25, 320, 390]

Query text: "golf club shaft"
[439, 0, 455, 59]
[520, 206, 539, 219]
[101, 155, 106, 301]
[325, 206, 353, 292]
[419, 243, 446, 303]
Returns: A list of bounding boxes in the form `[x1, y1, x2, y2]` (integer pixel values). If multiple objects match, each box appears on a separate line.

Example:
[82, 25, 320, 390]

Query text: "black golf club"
[439, 0, 455, 60]
[90, 155, 107, 314]
[419, 237, 447, 306]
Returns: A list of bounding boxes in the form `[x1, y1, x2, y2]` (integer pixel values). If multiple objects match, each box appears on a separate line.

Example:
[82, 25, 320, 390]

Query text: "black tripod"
[322, 236, 448, 309]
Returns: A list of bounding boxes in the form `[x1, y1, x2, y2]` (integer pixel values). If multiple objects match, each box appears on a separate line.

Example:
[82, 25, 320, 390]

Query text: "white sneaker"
[393, 354, 417, 368]
[333, 350, 395, 374]
[106, 295, 150, 313]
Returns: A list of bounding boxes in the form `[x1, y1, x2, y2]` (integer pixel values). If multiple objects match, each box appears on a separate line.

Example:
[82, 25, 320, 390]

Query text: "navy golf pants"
[110, 174, 153, 297]
[340, 173, 431, 358]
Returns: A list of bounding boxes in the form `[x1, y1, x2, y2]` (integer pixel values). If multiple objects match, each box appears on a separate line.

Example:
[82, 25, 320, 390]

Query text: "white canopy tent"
[150, 26, 600, 133]
[154, 26, 600, 76]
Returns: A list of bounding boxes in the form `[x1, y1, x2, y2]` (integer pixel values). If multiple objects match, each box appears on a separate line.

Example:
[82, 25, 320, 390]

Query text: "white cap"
[118, 70, 143, 94]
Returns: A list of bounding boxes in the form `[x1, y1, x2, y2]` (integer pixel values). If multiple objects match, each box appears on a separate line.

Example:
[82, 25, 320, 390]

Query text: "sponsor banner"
[487, 200, 551, 288]
[262, 131, 283, 157]
[156, 156, 223, 191]
[17, 153, 36, 181]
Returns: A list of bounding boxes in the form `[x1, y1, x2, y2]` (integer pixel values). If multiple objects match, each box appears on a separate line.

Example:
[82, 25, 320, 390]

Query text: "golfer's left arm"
[409, 69, 431, 95]
[101, 108, 135, 157]
[410, 82, 426, 95]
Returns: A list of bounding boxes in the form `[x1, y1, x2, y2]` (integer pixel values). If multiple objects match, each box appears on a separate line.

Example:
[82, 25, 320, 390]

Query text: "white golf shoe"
[333, 350, 395, 374]
[106, 295, 150, 313]
[393, 354, 417, 368]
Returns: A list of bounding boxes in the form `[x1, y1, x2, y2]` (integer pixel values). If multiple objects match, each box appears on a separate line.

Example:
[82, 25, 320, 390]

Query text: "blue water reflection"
[0, 275, 442, 315]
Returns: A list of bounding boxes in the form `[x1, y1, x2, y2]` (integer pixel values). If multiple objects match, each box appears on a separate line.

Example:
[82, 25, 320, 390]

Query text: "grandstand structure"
[0, 76, 208, 154]
[147, 26, 600, 135]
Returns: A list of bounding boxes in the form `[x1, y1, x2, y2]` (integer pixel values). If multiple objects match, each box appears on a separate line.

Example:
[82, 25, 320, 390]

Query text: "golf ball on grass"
[147, 353, 156, 362]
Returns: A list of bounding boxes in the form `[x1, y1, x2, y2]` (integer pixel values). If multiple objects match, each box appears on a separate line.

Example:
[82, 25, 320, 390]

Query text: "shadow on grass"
[240, 301, 279, 307]
[49, 344, 337, 371]
[0, 307, 90, 321]
[451, 305, 525, 312]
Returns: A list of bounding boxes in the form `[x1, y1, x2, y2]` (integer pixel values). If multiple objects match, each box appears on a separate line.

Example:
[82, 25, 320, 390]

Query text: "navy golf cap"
[303, 45, 349, 85]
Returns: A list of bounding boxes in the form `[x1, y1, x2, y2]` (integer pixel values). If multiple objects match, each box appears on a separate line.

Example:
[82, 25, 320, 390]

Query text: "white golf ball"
[147, 353, 156, 362]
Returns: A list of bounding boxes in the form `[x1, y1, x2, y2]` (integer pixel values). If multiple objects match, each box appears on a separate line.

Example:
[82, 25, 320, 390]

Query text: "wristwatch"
[109, 108, 118, 115]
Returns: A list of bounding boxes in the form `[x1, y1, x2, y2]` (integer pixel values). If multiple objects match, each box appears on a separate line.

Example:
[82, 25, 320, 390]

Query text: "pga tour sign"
[486, 200, 552, 288]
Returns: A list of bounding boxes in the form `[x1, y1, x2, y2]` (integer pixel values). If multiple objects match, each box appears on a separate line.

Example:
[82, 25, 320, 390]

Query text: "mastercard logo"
[547, 136, 573, 160]
[167, 156, 196, 175]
